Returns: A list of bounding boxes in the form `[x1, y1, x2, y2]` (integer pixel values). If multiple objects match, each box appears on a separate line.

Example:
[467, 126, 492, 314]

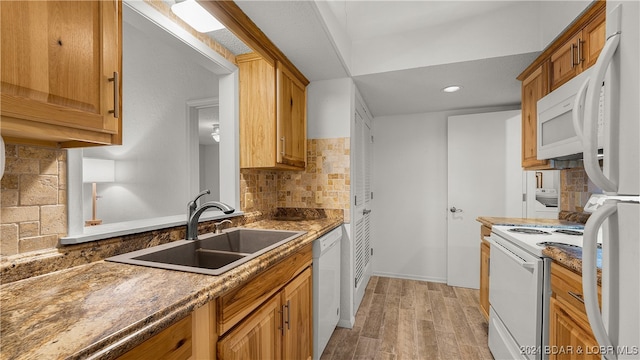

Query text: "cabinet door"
[117, 315, 192, 360]
[550, 32, 582, 90]
[282, 267, 312, 360]
[277, 62, 306, 169]
[0, 0, 121, 145]
[218, 295, 282, 360]
[479, 239, 490, 320]
[521, 64, 551, 170]
[237, 53, 277, 169]
[581, 9, 606, 70]
[549, 297, 600, 360]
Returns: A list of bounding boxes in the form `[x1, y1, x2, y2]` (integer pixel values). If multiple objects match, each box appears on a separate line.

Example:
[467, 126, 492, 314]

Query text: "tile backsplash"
[1, 143, 67, 256]
[559, 167, 600, 213]
[241, 137, 351, 222]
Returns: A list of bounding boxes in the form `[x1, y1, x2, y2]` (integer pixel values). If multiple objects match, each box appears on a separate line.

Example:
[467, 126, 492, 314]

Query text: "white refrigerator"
[578, 2, 640, 360]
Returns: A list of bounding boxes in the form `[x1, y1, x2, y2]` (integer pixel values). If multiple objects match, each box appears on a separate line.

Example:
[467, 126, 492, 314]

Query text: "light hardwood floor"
[321, 276, 494, 360]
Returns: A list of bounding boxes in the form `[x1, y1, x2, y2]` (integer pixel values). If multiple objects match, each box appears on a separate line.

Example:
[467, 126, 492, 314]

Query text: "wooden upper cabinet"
[0, 0, 122, 147]
[521, 64, 551, 170]
[550, 5, 606, 90]
[582, 8, 606, 70]
[550, 32, 583, 90]
[238, 52, 307, 170]
[277, 62, 307, 169]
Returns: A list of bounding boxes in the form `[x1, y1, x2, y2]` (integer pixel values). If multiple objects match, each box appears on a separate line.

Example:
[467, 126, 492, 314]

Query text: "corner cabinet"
[549, 262, 601, 360]
[237, 53, 308, 171]
[0, 0, 122, 147]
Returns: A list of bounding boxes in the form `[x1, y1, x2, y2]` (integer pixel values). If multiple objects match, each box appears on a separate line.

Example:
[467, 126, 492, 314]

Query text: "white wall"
[200, 144, 220, 201]
[505, 113, 524, 217]
[82, 21, 218, 223]
[372, 106, 519, 282]
[307, 78, 353, 139]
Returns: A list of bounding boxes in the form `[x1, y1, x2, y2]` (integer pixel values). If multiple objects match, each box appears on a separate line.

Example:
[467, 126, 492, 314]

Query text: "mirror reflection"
[71, 1, 248, 229]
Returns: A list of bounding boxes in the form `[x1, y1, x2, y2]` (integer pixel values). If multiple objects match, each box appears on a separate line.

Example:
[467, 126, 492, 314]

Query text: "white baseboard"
[372, 271, 447, 284]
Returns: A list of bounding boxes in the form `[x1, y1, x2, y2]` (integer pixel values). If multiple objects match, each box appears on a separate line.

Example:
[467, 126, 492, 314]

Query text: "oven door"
[489, 235, 545, 360]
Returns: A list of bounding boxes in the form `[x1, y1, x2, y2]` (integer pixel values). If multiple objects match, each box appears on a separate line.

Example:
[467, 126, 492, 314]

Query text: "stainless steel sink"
[107, 228, 306, 275]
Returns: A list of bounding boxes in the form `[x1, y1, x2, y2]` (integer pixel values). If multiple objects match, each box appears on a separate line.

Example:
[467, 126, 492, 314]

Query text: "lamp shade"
[83, 158, 115, 183]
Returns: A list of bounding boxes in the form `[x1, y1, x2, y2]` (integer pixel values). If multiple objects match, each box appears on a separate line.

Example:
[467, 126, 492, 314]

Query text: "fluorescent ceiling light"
[442, 85, 463, 93]
[171, 0, 225, 33]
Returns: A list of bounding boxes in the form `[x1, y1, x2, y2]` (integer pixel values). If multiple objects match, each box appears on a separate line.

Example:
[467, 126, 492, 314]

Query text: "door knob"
[449, 207, 463, 213]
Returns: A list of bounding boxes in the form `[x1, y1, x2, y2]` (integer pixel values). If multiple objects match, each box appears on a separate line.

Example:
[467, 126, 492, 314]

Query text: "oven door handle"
[491, 239, 535, 270]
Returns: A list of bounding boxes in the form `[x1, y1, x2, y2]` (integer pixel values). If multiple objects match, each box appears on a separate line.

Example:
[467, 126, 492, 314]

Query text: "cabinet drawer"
[550, 262, 601, 323]
[117, 315, 192, 360]
[217, 244, 312, 335]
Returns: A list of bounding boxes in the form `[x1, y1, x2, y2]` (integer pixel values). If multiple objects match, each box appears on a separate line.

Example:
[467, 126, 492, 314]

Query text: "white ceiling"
[234, 0, 591, 117]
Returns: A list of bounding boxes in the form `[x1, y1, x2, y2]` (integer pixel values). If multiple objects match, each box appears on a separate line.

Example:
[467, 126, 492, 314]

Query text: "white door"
[447, 110, 521, 288]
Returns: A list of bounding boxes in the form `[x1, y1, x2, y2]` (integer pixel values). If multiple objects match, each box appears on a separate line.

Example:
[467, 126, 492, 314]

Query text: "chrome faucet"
[186, 190, 235, 240]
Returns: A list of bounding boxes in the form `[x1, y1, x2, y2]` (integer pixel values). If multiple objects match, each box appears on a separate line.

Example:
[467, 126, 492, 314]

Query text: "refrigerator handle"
[572, 77, 589, 141]
[583, 30, 620, 194]
[582, 201, 617, 360]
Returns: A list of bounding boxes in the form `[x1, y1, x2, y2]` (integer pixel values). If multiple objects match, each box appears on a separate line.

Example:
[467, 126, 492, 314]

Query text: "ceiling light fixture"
[171, 0, 225, 33]
[211, 124, 220, 143]
[442, 85, 463, 93]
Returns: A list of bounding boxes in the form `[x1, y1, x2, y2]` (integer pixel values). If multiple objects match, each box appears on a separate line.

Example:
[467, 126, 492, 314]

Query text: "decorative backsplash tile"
[240, 138, 351, 222]
[559, 167, 600, 213]
[1, 143, 67, 256]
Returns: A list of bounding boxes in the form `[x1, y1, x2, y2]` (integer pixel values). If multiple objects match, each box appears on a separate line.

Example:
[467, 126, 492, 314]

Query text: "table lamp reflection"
[83, 158, 115, 226]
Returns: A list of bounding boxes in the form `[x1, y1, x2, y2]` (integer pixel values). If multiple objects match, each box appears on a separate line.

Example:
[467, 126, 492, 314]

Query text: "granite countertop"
[476, 216, 583, 229]
[0, 217, 342, 360]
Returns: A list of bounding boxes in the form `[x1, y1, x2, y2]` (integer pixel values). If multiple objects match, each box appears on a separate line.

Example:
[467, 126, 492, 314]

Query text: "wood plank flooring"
[321, 276, 494, 360]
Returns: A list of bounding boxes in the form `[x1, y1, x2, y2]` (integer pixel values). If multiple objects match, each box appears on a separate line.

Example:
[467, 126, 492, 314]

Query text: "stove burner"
[554, 229, 583, 236]
[537, 241, 581, 248]
[508, 228, 551, 235]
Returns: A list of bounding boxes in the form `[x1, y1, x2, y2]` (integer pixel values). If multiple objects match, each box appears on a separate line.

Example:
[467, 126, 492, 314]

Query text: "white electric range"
[487, 223, 592, 360]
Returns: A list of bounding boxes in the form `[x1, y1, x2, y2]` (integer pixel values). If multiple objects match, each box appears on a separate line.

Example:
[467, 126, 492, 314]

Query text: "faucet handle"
[214, 219, 233, 234]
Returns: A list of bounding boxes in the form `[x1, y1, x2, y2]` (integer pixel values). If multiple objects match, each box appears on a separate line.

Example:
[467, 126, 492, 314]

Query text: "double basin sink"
[107, 228, 306, 276]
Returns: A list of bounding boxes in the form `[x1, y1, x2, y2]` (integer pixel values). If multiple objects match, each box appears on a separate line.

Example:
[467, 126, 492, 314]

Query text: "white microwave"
[537, 67, 604, 160]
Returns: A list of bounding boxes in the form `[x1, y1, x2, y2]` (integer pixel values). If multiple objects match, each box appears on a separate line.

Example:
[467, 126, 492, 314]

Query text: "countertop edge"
[1, 218, 343, 360]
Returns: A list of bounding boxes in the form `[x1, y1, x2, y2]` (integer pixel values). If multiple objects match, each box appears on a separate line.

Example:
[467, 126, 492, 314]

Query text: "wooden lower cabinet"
[218, 267, 312, 360]
[282, 268, 312, 360]
[218, 295, 283, 360]
[479, 238, 490, 320]
[549, 262, 601, 360]
[549, 297, 600, 360]
[117, 315, 192, 360]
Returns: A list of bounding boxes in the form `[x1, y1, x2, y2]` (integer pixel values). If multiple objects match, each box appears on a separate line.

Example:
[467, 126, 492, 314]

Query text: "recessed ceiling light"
[171, 0, 225, 33]
[442, 85, 463, 93]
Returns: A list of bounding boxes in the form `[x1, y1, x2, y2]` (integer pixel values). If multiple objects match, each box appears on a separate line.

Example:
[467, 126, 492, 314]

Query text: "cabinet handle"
[108, 72, 119, 118]
[285, 300, 291, 330]
[280, 305, 286, 336]
[568, 290, 585, 303]
[280, 137, 286, 156]
[570, 43, 577, 69]
[577, 38, 584, 64]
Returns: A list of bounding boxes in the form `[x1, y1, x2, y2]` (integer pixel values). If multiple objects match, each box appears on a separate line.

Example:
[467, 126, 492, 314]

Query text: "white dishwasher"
[312, 226, 342, 360]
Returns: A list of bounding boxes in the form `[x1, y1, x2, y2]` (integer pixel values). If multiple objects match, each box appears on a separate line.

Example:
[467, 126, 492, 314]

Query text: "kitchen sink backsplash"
[1, 143, 67, 257]
[241, 137, 351, 222]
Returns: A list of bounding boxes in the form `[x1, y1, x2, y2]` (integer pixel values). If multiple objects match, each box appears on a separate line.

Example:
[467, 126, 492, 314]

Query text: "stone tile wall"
[559, 167, 599, 213]
[239, 138, 351, 221]
[1, 143, 67, 256]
